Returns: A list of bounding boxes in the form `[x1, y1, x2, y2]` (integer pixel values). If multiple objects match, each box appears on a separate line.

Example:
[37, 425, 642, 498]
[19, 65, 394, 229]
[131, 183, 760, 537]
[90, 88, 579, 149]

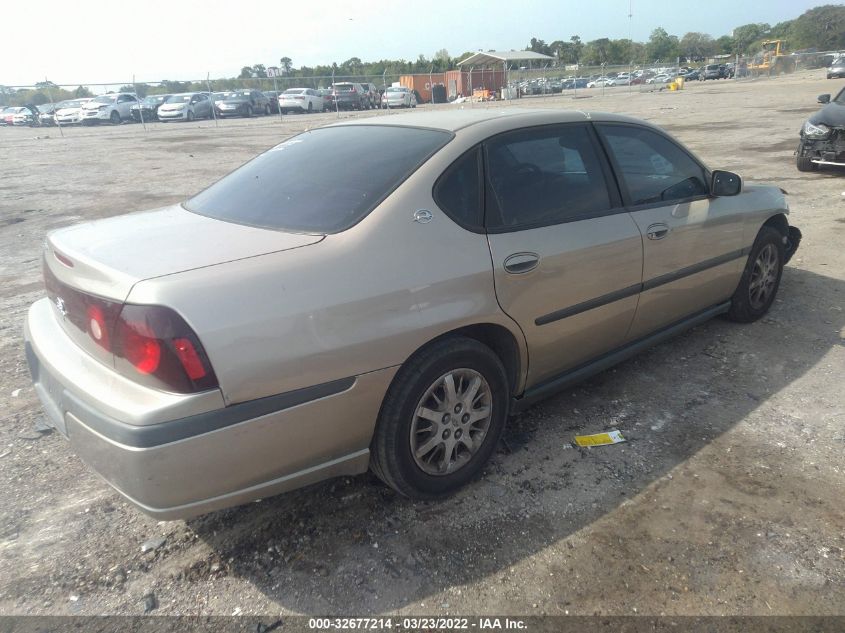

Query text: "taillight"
[114, 304, 218, 393]
[86, 304, 111, 351]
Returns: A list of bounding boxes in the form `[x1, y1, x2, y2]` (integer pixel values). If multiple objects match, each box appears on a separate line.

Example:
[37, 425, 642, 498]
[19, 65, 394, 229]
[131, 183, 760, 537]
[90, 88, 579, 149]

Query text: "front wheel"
[796, 150, 817, 172]
[726, 226, 784, 323]
[245, 105, 253, 118]
[187, 110, 194, 122]
[370, 337, 509, 499]
[109, 110, 120, 125]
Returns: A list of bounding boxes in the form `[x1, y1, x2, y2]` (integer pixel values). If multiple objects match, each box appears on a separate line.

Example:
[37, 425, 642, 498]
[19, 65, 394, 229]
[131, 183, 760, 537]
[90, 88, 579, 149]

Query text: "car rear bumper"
[24, 298, 395, 519]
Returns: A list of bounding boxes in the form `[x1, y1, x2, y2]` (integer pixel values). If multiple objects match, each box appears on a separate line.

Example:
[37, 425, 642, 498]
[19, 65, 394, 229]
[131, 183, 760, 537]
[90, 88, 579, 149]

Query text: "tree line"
[2, 4, 842, 106]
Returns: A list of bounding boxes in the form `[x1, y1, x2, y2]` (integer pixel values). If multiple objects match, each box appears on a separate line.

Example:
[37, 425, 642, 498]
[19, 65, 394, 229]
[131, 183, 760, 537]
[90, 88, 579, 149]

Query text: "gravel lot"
[1, 71, 844, 618]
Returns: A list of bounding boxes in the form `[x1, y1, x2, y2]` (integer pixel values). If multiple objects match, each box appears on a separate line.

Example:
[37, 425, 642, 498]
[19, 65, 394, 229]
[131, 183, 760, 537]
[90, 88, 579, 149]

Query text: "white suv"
[81, 93, 138, 125]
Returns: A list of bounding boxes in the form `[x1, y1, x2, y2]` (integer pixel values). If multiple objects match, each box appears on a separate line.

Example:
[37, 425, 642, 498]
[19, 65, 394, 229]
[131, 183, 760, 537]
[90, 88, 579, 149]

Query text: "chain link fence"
[1, 49, 841, 136]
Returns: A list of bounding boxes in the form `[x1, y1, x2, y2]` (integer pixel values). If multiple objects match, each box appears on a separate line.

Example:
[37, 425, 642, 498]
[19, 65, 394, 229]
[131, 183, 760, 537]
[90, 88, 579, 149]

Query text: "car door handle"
[503, 252, 540, 274]
[646, 223, 670, 240]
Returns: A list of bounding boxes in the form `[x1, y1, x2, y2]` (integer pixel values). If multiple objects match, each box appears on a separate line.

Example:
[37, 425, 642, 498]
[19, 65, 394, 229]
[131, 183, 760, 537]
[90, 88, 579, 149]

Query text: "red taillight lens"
[119, 319, 161, 375]
[114, 304, 218, 393]
[173, 338, 206, 380]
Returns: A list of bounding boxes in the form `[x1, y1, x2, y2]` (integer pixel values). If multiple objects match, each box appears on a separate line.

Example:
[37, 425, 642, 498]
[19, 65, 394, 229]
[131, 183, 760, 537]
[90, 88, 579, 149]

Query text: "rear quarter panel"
[127, 141, 526, 405]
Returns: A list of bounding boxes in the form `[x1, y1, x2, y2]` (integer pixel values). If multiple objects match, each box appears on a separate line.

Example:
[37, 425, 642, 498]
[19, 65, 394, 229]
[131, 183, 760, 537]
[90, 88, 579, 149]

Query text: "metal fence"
[0, 49, 839, 136]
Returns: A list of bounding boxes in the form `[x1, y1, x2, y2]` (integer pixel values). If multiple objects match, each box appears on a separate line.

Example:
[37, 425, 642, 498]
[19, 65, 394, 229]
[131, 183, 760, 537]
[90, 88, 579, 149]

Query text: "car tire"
[370, 337, 509, 499]
[307, 102, 313, 113]
[264, 104, 271, 115]
[109, 111, 120, 125]
[796, 153, 817, 172]
[726, 226, 784, 323]
[245, 106, 253, 118]
[187, 110, 194, 122]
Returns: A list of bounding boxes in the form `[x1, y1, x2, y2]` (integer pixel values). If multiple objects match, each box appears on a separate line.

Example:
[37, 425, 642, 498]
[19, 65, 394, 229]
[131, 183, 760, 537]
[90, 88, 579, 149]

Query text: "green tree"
[645, 27, 680, 62]
[679, 32, 716, 61]
[238, 66, 253, 79]
[789, 4, 845, 50]
[732, 23, 770, 55]
[279, 57, 293, 74]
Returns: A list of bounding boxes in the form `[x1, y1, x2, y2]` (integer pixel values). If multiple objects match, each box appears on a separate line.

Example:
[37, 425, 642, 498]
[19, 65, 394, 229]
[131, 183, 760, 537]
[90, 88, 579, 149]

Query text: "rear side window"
[433, 148, 482, 229]
[596, 124, 707, 206]
[186, 126, 451, 233]
[485, 124, 612, 229]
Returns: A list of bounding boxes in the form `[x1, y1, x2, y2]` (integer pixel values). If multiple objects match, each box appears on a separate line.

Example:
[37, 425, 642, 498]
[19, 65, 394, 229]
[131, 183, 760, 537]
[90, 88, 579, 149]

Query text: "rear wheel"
[370, 337, 509, 498]
[245, 105, 253, 118]
[264, 104, 271, 115]
[187, 110, 194, 122]
[726, 226, 784, 323]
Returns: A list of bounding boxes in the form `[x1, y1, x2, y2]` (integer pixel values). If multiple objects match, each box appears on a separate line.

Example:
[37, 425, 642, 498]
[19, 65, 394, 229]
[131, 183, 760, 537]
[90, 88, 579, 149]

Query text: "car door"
[117, 94, 136, 118]
[594, 122, 745, 340]
[194, 94, 209, 117]
[484, 123, 644, 388]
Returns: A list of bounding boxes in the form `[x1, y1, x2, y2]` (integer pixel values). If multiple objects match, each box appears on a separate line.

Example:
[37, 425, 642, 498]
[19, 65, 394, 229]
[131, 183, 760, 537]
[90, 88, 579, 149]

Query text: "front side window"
[485, 124, 612, 229]
[596, 124, 707, 206]
[186, 125, 451, 234]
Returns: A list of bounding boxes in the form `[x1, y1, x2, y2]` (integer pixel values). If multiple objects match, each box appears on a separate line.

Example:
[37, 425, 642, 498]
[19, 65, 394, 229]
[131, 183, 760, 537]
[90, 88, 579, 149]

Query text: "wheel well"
[424, 324, 522, 396]
[763, 213, 788, 239]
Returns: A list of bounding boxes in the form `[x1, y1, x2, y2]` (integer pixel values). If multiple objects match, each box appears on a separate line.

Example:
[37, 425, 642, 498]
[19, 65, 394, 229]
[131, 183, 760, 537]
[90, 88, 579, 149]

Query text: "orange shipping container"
[399, 74, 445, 104]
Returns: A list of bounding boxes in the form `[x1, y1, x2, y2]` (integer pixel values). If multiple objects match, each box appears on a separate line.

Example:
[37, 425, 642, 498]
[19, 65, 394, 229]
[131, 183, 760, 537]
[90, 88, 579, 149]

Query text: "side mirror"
[711, 170, 742, 197]
[818, 94, 831, 104]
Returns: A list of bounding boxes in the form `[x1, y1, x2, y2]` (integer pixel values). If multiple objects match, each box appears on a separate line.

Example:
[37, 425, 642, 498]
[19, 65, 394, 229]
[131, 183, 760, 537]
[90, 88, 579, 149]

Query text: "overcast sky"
[1, 0, 824, 87]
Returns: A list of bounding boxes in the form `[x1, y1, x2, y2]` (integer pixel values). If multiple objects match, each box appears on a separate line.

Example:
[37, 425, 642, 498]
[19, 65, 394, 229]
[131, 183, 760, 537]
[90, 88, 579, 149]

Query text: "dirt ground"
[1, 71, 844, 619]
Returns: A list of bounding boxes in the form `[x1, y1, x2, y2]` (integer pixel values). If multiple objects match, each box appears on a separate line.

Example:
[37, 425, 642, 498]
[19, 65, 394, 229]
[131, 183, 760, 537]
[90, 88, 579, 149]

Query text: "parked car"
[646, 74, 672, 84]
[0, 106, 17, 125]
[37, 103, 56, 126]
[827, 57, 845, 79]
[81, 93, 139, 125]
[7, 106, 35, 126]
[278, 88, 324, 114]
[24, 109, 800, 519]
[587, 77, 616, 88]
[360, 82, 379, 108]
[381, 86, 417, 108]
[796, 87, 845, 171]
[702, 64, 724, 80]
[614, 73, 632, 85]
[262, 91, 281, 113]
[317, 88, 334, 110]
[131, 94, 171, 122]
[54, 98, 92, 125]
[684, 68, 701, 81]
[213, 90, 271, 117]
[157, 93, 213, 122]
[330, 82, 369, 110]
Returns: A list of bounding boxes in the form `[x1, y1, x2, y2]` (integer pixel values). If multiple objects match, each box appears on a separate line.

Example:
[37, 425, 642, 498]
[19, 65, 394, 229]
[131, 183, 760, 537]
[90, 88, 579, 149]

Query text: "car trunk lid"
[45, 204, 324, 302]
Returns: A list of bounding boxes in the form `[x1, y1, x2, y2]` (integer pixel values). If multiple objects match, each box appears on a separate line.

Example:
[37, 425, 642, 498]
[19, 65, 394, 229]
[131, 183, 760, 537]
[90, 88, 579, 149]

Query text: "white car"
[614, 74, 632, 85]
[81, 93, 139, 125]
[646, 74, 672, 84]
[54, 98, 93, 125]
[157, 93, 213, 122]
[278, 88, 324, 114]
[381, 86, 417, 108]
[587, 77, 615, 88]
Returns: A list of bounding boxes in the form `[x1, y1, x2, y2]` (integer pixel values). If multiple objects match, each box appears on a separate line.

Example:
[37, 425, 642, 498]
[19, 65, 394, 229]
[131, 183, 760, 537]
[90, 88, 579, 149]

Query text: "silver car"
[24, 109, 800, 519]
[157, 92, 213, 122]
[382, 86, 417, 108]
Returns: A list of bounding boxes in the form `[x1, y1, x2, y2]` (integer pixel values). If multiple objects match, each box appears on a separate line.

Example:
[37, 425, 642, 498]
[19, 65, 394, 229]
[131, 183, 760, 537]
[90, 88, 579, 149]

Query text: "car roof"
[332, 108, 652, 133]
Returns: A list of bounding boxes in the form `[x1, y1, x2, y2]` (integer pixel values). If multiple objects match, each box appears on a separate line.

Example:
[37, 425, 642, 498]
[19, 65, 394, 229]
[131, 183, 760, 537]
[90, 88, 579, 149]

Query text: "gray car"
[827, 57, 845, 80]
[24, 109, 800, 519]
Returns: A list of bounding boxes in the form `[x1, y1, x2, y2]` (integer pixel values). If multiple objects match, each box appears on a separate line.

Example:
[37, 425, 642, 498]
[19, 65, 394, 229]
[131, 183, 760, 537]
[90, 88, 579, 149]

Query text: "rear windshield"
[185, 125, 452, 234]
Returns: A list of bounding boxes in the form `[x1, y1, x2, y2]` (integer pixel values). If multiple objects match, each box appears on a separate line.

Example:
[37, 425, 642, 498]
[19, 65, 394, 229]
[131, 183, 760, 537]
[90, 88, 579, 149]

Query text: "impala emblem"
[55, 296, 68, 317]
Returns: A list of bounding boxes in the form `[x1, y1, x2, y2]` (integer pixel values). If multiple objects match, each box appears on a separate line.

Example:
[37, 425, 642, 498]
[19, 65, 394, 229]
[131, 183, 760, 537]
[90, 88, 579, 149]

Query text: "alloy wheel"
[749, 243, 778, 310]
[410, 369, 493, 476]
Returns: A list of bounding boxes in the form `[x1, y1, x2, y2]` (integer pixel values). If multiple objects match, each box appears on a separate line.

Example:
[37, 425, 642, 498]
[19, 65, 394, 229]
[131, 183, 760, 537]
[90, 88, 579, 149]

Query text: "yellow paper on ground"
[574, 430, 626, 447]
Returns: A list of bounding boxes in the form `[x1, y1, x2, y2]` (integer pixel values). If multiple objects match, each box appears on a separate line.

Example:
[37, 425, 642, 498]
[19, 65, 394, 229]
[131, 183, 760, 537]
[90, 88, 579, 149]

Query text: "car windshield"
[333, 84, 354, 91]
[386, 88, 405, 93]
[144, 96, 166, 105]
[93, 95, 115, 104]
[166, 95, 192, 103]
[57, 100, 84, 108]
[283, 89, 305, 95]
[186, 125, 452, 234]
